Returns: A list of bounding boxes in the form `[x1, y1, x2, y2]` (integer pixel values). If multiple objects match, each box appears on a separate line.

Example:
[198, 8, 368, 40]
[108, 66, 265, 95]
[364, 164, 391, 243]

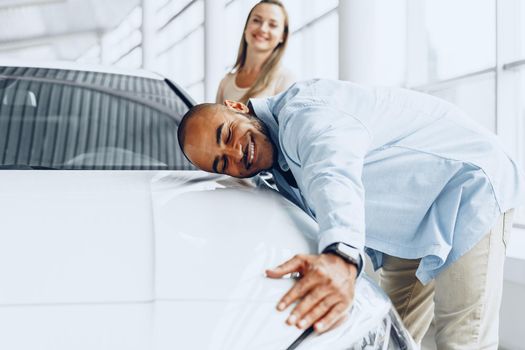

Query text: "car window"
[0, 66, 195, 170]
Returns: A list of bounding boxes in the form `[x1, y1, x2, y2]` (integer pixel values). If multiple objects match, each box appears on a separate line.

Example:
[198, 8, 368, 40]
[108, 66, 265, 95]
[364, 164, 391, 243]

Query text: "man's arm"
[268, 103, 371, 333]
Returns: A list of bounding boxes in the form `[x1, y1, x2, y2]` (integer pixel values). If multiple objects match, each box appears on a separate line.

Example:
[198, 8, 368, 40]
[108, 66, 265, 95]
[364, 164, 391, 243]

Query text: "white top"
[215, 66, 295, 103]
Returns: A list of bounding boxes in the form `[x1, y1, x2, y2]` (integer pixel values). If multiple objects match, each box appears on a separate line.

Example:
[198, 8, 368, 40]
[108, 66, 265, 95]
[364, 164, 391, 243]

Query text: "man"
[177, 79, 524, 349]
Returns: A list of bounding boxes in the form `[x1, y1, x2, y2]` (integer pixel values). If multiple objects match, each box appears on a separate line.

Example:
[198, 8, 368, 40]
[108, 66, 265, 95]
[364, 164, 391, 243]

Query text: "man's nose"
[224, 143, 243, 162]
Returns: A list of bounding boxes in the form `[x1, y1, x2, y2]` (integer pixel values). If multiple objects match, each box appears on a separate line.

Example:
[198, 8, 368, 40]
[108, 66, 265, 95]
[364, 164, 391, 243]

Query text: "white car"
[0, 61, 417, 350]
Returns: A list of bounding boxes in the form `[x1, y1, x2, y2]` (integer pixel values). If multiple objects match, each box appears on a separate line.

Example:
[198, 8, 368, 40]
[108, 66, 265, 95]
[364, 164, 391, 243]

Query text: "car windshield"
[0, 66, 195, 170]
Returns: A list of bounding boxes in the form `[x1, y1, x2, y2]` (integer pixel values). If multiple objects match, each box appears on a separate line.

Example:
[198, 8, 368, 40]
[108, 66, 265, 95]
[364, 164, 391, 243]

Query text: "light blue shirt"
[250, 79, 525, 284]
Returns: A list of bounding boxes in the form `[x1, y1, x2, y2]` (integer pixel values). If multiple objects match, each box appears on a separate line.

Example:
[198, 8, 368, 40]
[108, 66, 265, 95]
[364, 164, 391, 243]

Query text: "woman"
[216, 0, 295, 104]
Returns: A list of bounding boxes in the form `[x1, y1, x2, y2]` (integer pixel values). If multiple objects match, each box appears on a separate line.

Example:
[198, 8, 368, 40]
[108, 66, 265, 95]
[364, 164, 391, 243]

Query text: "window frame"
[407, 0, 525, 227]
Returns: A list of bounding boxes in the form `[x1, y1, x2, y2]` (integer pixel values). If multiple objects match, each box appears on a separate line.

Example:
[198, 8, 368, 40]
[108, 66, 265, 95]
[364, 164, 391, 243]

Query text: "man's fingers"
[287, 286, 332, 326]
[279, 273, 318, 313]
[269, 253, 356, 334]
[265, 255, 306, 279]
[292, 292, 338, 329]
[314, 302, 349, 333]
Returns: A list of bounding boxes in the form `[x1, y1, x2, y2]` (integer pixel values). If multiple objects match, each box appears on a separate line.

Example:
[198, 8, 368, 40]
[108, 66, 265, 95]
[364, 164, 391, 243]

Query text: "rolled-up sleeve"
[280, 103, 372, 255]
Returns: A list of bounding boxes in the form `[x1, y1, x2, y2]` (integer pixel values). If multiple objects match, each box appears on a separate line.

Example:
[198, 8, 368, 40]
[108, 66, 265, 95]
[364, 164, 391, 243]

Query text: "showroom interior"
[0, 0, 524, 349]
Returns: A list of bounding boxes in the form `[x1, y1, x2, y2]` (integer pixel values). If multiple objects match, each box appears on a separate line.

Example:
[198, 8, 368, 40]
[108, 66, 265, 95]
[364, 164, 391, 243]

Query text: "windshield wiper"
[0, 164, 58, 170]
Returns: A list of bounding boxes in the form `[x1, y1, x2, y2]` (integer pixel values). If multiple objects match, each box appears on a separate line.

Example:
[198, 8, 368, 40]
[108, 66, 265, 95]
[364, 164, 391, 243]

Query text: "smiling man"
[180, 103, 275, 178]
[178, 79, 525, 349]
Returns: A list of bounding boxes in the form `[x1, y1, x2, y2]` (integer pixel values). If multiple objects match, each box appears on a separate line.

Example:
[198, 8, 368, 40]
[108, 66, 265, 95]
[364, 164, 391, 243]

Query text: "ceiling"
[0, 0, 141, 61]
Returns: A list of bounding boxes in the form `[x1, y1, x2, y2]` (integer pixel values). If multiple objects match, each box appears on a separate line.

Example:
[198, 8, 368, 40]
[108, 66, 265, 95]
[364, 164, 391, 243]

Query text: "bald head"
[177, 103, 221, 154]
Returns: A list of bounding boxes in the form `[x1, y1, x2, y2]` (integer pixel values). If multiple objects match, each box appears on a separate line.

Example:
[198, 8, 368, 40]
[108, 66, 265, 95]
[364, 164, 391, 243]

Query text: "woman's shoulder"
[274, 65, 297, 92]
[219, 70, 237, 85]
[216, 71, 236, 103]
[217, 69, 250, 102]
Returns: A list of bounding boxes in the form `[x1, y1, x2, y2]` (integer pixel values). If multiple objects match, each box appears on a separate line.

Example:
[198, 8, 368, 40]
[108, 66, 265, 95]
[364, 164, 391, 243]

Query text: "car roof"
[0, 59, 164, 80]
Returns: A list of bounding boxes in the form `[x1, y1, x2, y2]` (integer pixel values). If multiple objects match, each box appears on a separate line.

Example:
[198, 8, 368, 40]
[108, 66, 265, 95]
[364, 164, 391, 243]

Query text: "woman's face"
[244, 3, 286, 54]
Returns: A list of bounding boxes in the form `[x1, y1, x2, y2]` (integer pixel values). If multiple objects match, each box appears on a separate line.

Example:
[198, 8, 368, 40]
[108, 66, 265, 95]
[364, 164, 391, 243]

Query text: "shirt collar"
[248, 98, 289, 171]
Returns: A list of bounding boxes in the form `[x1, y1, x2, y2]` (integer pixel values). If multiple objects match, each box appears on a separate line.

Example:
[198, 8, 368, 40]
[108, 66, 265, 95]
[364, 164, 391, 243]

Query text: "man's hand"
[266, 253, 357, 333]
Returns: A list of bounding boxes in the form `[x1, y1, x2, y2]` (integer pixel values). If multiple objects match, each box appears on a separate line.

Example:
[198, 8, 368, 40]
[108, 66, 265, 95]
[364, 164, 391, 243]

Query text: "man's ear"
[224, 99, 249, 113]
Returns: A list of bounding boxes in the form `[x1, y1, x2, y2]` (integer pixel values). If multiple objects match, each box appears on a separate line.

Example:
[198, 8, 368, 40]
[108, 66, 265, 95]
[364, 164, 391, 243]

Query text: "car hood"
[0, 170, 324, 349]
[0, 170, 318, 304]
[0, 171, 408, 350]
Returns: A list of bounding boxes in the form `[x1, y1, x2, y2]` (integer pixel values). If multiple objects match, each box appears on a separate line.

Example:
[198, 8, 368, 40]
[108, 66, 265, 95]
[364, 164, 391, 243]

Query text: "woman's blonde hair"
[232, 0, 289, 103]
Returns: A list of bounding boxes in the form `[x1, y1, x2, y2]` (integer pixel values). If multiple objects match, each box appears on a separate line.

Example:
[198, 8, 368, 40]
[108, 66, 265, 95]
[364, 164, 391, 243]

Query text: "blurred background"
[0, 0, 524, 348]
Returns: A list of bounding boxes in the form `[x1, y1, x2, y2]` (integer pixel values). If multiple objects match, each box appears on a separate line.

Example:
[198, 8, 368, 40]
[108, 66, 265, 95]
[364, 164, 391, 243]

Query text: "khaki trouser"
[380, 210, 514, 349]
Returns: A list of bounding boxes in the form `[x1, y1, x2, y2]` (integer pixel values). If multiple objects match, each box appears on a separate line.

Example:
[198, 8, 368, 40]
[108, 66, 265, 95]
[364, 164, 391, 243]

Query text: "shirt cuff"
[318, 228, 366, 278]
[318, 228, 365, 254]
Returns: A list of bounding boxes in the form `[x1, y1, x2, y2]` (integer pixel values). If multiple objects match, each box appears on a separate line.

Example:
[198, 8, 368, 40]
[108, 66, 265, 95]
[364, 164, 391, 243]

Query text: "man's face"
[183, 102, 276, 178]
